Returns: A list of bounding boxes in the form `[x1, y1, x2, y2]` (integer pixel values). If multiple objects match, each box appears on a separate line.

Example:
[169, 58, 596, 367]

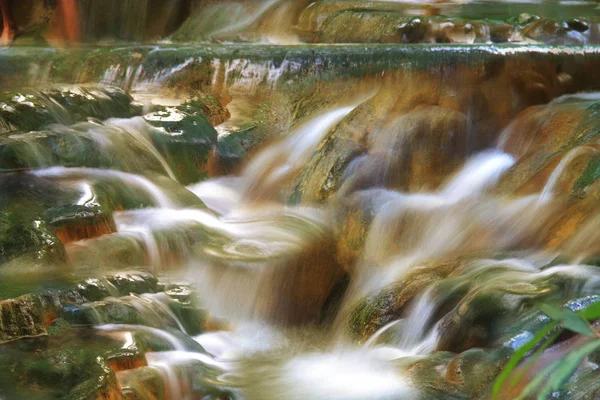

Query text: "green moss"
[573, 155, 600, 195]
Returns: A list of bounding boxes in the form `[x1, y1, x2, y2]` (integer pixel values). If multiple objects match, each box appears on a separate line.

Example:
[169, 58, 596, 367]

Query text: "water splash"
[254, 351, 417, 400]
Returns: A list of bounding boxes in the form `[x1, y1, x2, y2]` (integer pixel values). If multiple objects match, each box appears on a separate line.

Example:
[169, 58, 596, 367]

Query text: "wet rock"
[402, 352, 460, 399]
[48, 205, 117, 245]
[317, 11, 412, 44]
[316, 11, 494, 44]
[519, 16, 600, 45]
[258, 238, 347, 325]
[436, 275, 599, 354]
[66, 234, 148, 271]
[0, 173, 107, 264]
[189, 93, 231, 127]
[348, 260, 464, 342]
[497, 98, 600, 197]
[0, 166, 207, 266]
[0, 328, 124, 399]
[0, 295, 47, 344]
[145, 99, 219, 185]
[291, 56, 575, 203]
[0, 87, 141, 135]
[63, 291, 206, 335]
[332, 189, 402, 272]
[0, 119, 173, 179]
[291, 137, 365, 204]
[66, 357, 124, 400]
[64, 299, 143, 326]
[297, 0, 413, 35]
[559, 366, 600, 400]
[165, 284, 207, 336]
[195, 213, 347, 326]
[490, 23, 515, 43]
[403, 348, 504, 399]
[118, 353, 233, 400]
[444, 349, 502, 395]
[214, 127, 255, 174]
[214, 94, 292, 174]
[106, 272, 161, 296]
[0, 271, 160, 343]
[119, 366, 165, 400]
[0, 111, 218, 185]
[0, 213, 67, 266]
[368, 106, 472, 192]
[172, 0, 309, 43]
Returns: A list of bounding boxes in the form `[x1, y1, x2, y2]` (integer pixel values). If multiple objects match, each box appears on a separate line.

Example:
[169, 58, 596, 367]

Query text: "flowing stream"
[5, 1, 600, 400]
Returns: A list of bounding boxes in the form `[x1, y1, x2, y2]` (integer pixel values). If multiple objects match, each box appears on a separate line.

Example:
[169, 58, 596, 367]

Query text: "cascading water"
[6, 2, 600, 400]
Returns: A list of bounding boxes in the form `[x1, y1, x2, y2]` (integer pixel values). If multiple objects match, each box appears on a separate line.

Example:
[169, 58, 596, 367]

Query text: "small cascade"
[32, 166, 174, 208]
[97, 324, 188, 351]
[348, 151, 529, 297]
[539, 145, 598, 204]
[103, 117, 177, 180]
[7, 6, 600, 399]
[242, 105, 359, 202]
[396, 289, 438, 351]
[187, 177, 244, 215]
[4, 117, 177, 178]
[172, 0, 302, 43]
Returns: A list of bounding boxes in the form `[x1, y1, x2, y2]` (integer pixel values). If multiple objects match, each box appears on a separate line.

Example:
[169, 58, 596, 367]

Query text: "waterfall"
[243, 105, 359, 202]
[7, 6, 600, 398]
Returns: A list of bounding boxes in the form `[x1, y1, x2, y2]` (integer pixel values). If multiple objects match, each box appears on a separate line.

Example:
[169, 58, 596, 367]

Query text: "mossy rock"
[146, 100, 219, 185]
[0, 170, 193, 266]
[497, 98, 600, 197]
[0, 271, 161, 343]
[0, 88, 141, 135]
[291, 136, 364, 204]
[0, 328, 124, 399]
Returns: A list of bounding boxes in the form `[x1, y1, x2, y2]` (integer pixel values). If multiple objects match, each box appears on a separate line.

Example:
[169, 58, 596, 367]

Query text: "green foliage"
[493, 303, 600, 399]
[539, 304, 596, 337]
[492, 322, 559, 397]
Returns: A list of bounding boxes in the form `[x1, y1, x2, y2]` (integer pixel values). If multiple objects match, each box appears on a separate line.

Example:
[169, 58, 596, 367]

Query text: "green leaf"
[510, 328, 562, 388]
[514, 361, 558, 400]
[536, 339, 600, 400]
[492, 322, 558, 399]
[578, 302, 600, 321]
[540, 304, 596, 337]
[540, 304, 567, 321]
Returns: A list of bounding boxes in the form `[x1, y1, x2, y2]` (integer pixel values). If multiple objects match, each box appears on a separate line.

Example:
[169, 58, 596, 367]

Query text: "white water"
[203, 0, 281, 38]
[252, 351, 417, 400]
[353, 150, 525, 297]
[440, 150, 515, 202]
[104, 117, 177, 181]
[77, 123, 547, 400]
[187, 177, 245, 215]
[27, 84, 600, 400]
[97, 324, 187, 351]
[243, 105, 358, 201]
[32, 166, 174, 208]
[191, 324, 417, 400]
[538, 145, 597, 204]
